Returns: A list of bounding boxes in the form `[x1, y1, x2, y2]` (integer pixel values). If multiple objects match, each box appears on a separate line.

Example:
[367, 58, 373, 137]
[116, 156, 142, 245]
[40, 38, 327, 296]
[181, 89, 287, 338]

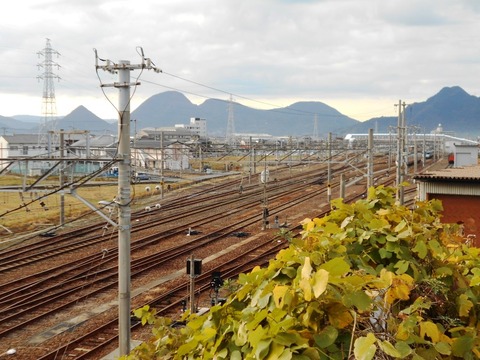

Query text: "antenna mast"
[37, 38, 61, 155]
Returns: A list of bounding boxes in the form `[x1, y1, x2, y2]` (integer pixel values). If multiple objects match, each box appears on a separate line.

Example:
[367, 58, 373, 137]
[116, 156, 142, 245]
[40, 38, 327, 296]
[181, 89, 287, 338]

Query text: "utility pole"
[327, 132, 332, 202]
[226, 94, 235, 146]
[59, 129, 65, 226]
[395, 100, 406, 205]
[367, 129, 373, 189]
[160, 131, 164, 199]
[95, 50, 160, 357]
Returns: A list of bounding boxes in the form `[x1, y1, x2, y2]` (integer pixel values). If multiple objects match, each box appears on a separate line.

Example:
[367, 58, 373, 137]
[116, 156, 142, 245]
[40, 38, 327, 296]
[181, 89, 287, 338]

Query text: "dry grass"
[0, 157, 250, 235]
[0, 175, 190, 235]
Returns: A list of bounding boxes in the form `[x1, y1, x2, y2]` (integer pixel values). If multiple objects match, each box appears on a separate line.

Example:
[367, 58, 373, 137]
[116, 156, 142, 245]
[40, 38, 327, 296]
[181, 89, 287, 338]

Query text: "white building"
[0, 134, 46, 172]
[132, 139, 190, 171]
[175, 117, 207, 139]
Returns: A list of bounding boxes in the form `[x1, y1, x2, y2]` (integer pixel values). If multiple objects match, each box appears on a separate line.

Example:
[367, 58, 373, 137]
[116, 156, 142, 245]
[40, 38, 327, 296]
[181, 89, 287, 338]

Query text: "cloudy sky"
[1, 0, 479, 121]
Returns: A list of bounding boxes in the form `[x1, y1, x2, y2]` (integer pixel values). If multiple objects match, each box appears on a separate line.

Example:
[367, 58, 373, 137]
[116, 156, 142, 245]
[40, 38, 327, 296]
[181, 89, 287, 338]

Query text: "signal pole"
[95, 50, 160, 356]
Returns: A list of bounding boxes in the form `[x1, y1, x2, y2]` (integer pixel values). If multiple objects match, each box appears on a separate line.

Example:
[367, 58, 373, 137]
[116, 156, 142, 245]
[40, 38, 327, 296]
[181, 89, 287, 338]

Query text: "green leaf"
[435, 266, 453, 277]
[428, 240, 445, 258]
[274, 332, 301, 346]
[255, 339, 272, 360]
[469, 267, 480, 287]
[313, 325, 338, 348]
[377, 340, 401, 357]
[434, 342, 451, 356]
[319, 257, 351, 277]
[249, 325, 267, 349]
[386, 234, 398, 242]
[452, 335, 475, 357]
[395, 341, 413, 357]
[281, 266, 297, 279]
[394, 260, 409, 274]
[342, 290, 372, 311]
[379, 248, 392, 259]
[412, 240, 428, 259]
[231, 350, 243, 360]
[354, 333, 377, 360]
[265, 341, 286, 360]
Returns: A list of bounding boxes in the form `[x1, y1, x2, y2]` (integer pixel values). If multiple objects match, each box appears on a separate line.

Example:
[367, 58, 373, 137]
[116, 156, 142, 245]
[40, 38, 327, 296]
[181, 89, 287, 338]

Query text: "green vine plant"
[124, 185, 480, 360]
[277, 228, 294, 243]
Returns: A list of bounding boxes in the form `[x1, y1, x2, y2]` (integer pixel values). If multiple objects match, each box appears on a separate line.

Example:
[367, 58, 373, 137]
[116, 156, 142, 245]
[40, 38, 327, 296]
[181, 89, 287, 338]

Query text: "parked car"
[134, 172, 151, 182]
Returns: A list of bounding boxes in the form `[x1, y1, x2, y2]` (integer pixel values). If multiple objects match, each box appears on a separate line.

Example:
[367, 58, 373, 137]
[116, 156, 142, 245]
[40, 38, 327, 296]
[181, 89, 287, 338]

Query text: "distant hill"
[56, 106, 116, 134]
[2, 86, 480, 138]
[131, 91, 358, 137]
[345, 86, 480, 138]
[0, 115, 37, 133]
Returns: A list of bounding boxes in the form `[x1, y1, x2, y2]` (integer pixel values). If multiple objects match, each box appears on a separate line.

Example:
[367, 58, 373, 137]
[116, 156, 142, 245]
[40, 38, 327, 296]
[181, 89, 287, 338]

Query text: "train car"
[448, 153, 454, 165]
[396, 153, 422, 167]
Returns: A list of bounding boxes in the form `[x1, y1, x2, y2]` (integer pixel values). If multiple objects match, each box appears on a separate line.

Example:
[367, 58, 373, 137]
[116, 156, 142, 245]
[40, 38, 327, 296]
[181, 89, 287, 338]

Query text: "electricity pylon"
[37, 38, 61, 155]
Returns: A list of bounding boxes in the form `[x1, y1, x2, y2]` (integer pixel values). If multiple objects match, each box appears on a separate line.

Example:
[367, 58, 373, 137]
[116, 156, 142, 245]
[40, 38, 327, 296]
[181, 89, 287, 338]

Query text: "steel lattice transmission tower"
[37, 38, 61, 154]
[226, 94, 236, 146]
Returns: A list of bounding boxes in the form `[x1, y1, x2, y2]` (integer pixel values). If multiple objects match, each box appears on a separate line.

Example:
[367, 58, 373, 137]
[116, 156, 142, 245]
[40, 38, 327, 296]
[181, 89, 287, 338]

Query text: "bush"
[126, 185, 480, 359]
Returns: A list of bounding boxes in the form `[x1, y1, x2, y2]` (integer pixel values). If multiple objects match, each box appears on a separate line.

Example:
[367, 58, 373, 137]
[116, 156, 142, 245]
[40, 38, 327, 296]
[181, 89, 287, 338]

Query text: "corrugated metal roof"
[1, 134, 39, 144]
[414, 165, 480, 182]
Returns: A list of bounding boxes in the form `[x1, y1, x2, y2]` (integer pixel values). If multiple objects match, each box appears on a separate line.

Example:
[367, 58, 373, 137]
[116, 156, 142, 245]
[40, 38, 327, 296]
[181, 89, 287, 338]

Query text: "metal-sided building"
[414, 165, 480, 247]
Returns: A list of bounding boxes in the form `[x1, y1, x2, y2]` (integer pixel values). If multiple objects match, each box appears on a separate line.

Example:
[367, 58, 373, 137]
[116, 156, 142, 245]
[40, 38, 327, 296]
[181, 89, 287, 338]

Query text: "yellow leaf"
[385, 274, 414, 304]
[354, 333, 377, 360]
[299, 278, 312, 301]
[327, 303, 353, 329]
[273, 285, 289, 308]
[301, 257, 312, 280]
[458, 294, 473, 317]
[312, 269, 329, 298]
[420, 321, 440, 343]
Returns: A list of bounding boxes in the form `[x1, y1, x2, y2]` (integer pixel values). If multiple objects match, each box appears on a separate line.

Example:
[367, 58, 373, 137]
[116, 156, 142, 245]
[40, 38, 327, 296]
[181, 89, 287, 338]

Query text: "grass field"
[0, 155, 281, 236]
[0, 174, 188, 235]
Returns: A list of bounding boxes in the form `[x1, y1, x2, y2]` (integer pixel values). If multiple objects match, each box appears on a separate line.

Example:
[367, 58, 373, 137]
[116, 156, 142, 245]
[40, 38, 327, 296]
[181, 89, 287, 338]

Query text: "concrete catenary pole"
[396, 100, 403, 204]
[327, 132, 332, 202]
[95, 49, 161, 357]
[117, 60, 133, 356]
[59, 129, 65, 226]
[367, 128, 373, 189]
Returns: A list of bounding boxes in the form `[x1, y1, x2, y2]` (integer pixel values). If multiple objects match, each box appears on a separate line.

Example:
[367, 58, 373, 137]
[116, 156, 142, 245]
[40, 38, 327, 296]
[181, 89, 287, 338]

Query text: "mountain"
[0, 115, 38, 133]
[2, 86, 480, 138]
[131, 91, 359, 137]
[345, 86, 480, 137]
[57, 106, 116, 133]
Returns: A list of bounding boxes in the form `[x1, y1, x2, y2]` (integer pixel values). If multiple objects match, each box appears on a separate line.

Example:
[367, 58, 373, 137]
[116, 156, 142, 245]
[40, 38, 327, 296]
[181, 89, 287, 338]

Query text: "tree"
[125, 186, 480, 359]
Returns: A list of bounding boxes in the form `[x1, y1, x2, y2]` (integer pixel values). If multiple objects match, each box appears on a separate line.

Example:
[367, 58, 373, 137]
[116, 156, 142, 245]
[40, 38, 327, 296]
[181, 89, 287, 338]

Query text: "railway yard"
[0, 153, 432, 359]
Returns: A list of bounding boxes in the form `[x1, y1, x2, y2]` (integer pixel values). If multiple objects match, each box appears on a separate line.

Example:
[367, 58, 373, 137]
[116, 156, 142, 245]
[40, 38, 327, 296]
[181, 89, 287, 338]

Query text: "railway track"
[0, 156, 424, 359]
